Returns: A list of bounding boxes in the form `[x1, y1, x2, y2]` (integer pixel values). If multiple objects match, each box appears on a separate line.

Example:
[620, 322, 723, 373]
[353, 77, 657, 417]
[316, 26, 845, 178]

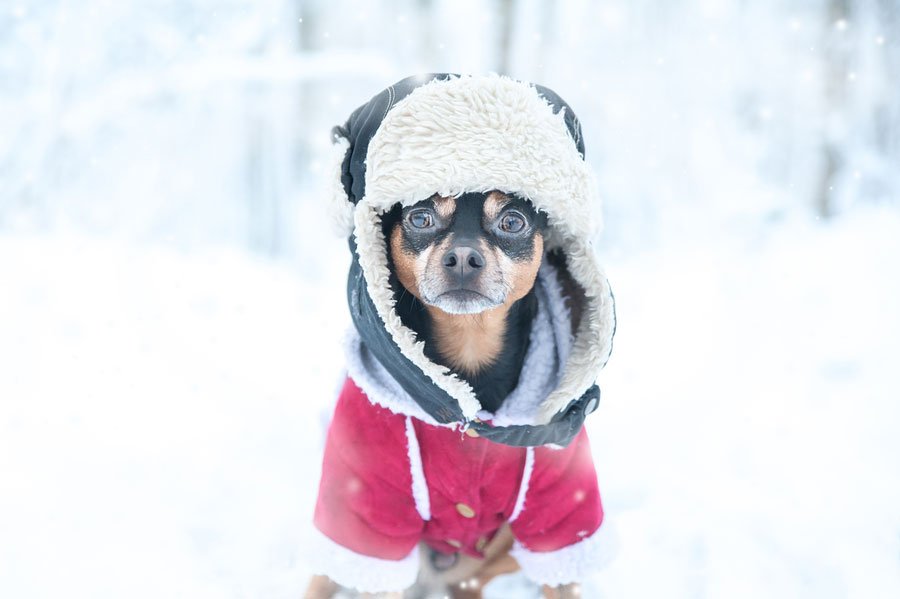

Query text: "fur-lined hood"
[330, 74, 616, 447]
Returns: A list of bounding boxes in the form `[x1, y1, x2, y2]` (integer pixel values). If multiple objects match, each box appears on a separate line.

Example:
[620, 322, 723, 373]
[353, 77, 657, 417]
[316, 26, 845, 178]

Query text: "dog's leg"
[303, 574, 339, 599]
[303, 575, 405, 599]
[435, 526, 520, 599]
[541, 583, 582, 598]
[447, 552, 520, 599]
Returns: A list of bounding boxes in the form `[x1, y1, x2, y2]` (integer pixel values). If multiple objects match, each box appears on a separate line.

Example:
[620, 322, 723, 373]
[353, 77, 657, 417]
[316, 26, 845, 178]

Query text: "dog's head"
[386, 191, 548, 315]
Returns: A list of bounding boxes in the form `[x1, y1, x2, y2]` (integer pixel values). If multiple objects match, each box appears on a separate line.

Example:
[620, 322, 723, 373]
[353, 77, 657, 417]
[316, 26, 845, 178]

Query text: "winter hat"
[330, 73, 615, 447]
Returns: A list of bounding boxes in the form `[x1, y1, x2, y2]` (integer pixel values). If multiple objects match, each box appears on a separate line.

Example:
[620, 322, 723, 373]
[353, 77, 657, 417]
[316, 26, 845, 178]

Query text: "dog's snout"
[443, 246, 485, 274]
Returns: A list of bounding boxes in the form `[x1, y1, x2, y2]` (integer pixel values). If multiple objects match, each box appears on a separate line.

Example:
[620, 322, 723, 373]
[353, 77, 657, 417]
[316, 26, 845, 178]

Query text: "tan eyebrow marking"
[483, 191, 510, 222]
[433, 195, 456, 220]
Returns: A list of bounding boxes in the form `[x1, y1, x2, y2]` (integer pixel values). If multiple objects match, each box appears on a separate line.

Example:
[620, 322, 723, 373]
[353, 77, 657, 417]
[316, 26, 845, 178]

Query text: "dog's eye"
[499, 211, 526, 233]
[407, 209, 435, 229]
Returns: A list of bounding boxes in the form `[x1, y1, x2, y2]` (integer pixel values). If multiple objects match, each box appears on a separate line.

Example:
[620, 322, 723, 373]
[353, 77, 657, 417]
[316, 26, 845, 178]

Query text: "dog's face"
[389, 190, 547, 315]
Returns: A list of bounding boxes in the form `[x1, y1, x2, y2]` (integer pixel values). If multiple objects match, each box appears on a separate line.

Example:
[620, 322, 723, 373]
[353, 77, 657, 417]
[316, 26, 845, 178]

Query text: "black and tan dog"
[305, 74, 616, 599]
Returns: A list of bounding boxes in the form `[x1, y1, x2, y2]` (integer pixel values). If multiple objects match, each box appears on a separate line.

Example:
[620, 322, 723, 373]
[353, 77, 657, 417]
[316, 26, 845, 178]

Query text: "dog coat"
[310, 74, 618, 592]
[313, 377, 606, 590]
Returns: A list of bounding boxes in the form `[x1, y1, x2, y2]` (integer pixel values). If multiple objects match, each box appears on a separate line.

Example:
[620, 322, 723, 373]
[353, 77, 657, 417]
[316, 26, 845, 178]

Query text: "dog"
[304, 191, 581, 598]
[304, 73, 615, 599]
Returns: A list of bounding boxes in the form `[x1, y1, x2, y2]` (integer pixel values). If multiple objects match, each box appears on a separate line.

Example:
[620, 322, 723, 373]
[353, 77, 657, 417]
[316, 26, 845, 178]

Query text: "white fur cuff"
[511, 522, 617, 587]
[306, 528, 420, 593]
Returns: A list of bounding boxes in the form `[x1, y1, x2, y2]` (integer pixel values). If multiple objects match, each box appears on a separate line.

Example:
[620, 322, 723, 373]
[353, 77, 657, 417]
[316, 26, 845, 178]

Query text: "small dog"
[305, 191, 580, 598]
[305, 73, 614, 599]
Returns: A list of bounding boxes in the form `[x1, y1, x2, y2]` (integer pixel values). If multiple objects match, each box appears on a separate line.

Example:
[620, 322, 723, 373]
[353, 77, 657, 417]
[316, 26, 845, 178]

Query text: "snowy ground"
[1, 208, 898, 598]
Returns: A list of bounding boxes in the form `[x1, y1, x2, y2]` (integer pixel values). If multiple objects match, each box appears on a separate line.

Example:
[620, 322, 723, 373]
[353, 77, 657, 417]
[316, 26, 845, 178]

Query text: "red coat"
[311, 377, 609, 591]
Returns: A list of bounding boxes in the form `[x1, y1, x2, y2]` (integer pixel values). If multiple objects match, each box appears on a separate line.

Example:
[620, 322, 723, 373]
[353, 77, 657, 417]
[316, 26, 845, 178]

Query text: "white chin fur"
[425, 292, 501, 315]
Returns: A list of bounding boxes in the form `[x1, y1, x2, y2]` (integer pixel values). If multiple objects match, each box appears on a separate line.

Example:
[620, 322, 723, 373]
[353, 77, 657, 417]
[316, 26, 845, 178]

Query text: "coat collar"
[345, 262, 602, 447]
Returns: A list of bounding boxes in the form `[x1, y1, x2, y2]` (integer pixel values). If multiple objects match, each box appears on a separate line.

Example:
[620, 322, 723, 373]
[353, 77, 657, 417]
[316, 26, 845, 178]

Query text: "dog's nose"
[442, 246, 485, 276]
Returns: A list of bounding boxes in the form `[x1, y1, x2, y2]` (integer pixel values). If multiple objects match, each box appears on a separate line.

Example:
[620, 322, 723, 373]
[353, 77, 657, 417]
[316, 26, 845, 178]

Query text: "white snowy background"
[1, 1, 899, 597]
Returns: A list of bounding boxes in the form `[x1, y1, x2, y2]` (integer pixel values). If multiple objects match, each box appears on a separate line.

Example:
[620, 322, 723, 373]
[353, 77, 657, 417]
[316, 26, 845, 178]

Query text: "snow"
[1, 208, 898, 598]
[592, 208, 900, 597]
[3, 0, 900, 596]
[0, 235, 346, 598]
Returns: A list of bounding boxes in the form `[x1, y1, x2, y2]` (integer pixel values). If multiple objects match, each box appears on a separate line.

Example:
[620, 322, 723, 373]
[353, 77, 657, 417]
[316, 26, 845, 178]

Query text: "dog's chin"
[425, 290, 502, 315]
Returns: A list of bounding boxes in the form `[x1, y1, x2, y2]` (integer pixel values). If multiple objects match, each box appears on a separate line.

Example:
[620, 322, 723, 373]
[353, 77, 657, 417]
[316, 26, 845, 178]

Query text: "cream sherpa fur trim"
[509, 447, 535, 522]
[307, 528, 420, 592]
[405, 416, 432, 521]
[511, 521, 618, 587]
[349, 75, 615, 423]
[363, 75, 601, 244]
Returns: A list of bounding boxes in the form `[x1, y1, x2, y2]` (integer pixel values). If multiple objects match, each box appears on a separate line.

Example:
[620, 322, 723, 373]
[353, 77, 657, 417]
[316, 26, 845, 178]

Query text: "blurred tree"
[297, 0, 321, 161]
[415, 0, 438, 67]
[816, 0, 854, 219]
[496, 0, 515, 75]
[875, 0, 900, 164]
[532, 0, 557, 82]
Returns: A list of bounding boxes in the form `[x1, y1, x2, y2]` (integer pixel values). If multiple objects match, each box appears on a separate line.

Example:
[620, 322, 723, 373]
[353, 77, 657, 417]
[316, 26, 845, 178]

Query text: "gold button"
[446, 539, 462, 549]
[465, 427, 479, 438]
[455, 502, 476, 518]
[475, 536, 488, 552]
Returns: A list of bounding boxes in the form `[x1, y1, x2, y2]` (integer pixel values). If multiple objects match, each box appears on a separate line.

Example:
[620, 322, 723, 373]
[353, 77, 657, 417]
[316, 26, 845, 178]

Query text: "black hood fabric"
[333, 74, 608, 448]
